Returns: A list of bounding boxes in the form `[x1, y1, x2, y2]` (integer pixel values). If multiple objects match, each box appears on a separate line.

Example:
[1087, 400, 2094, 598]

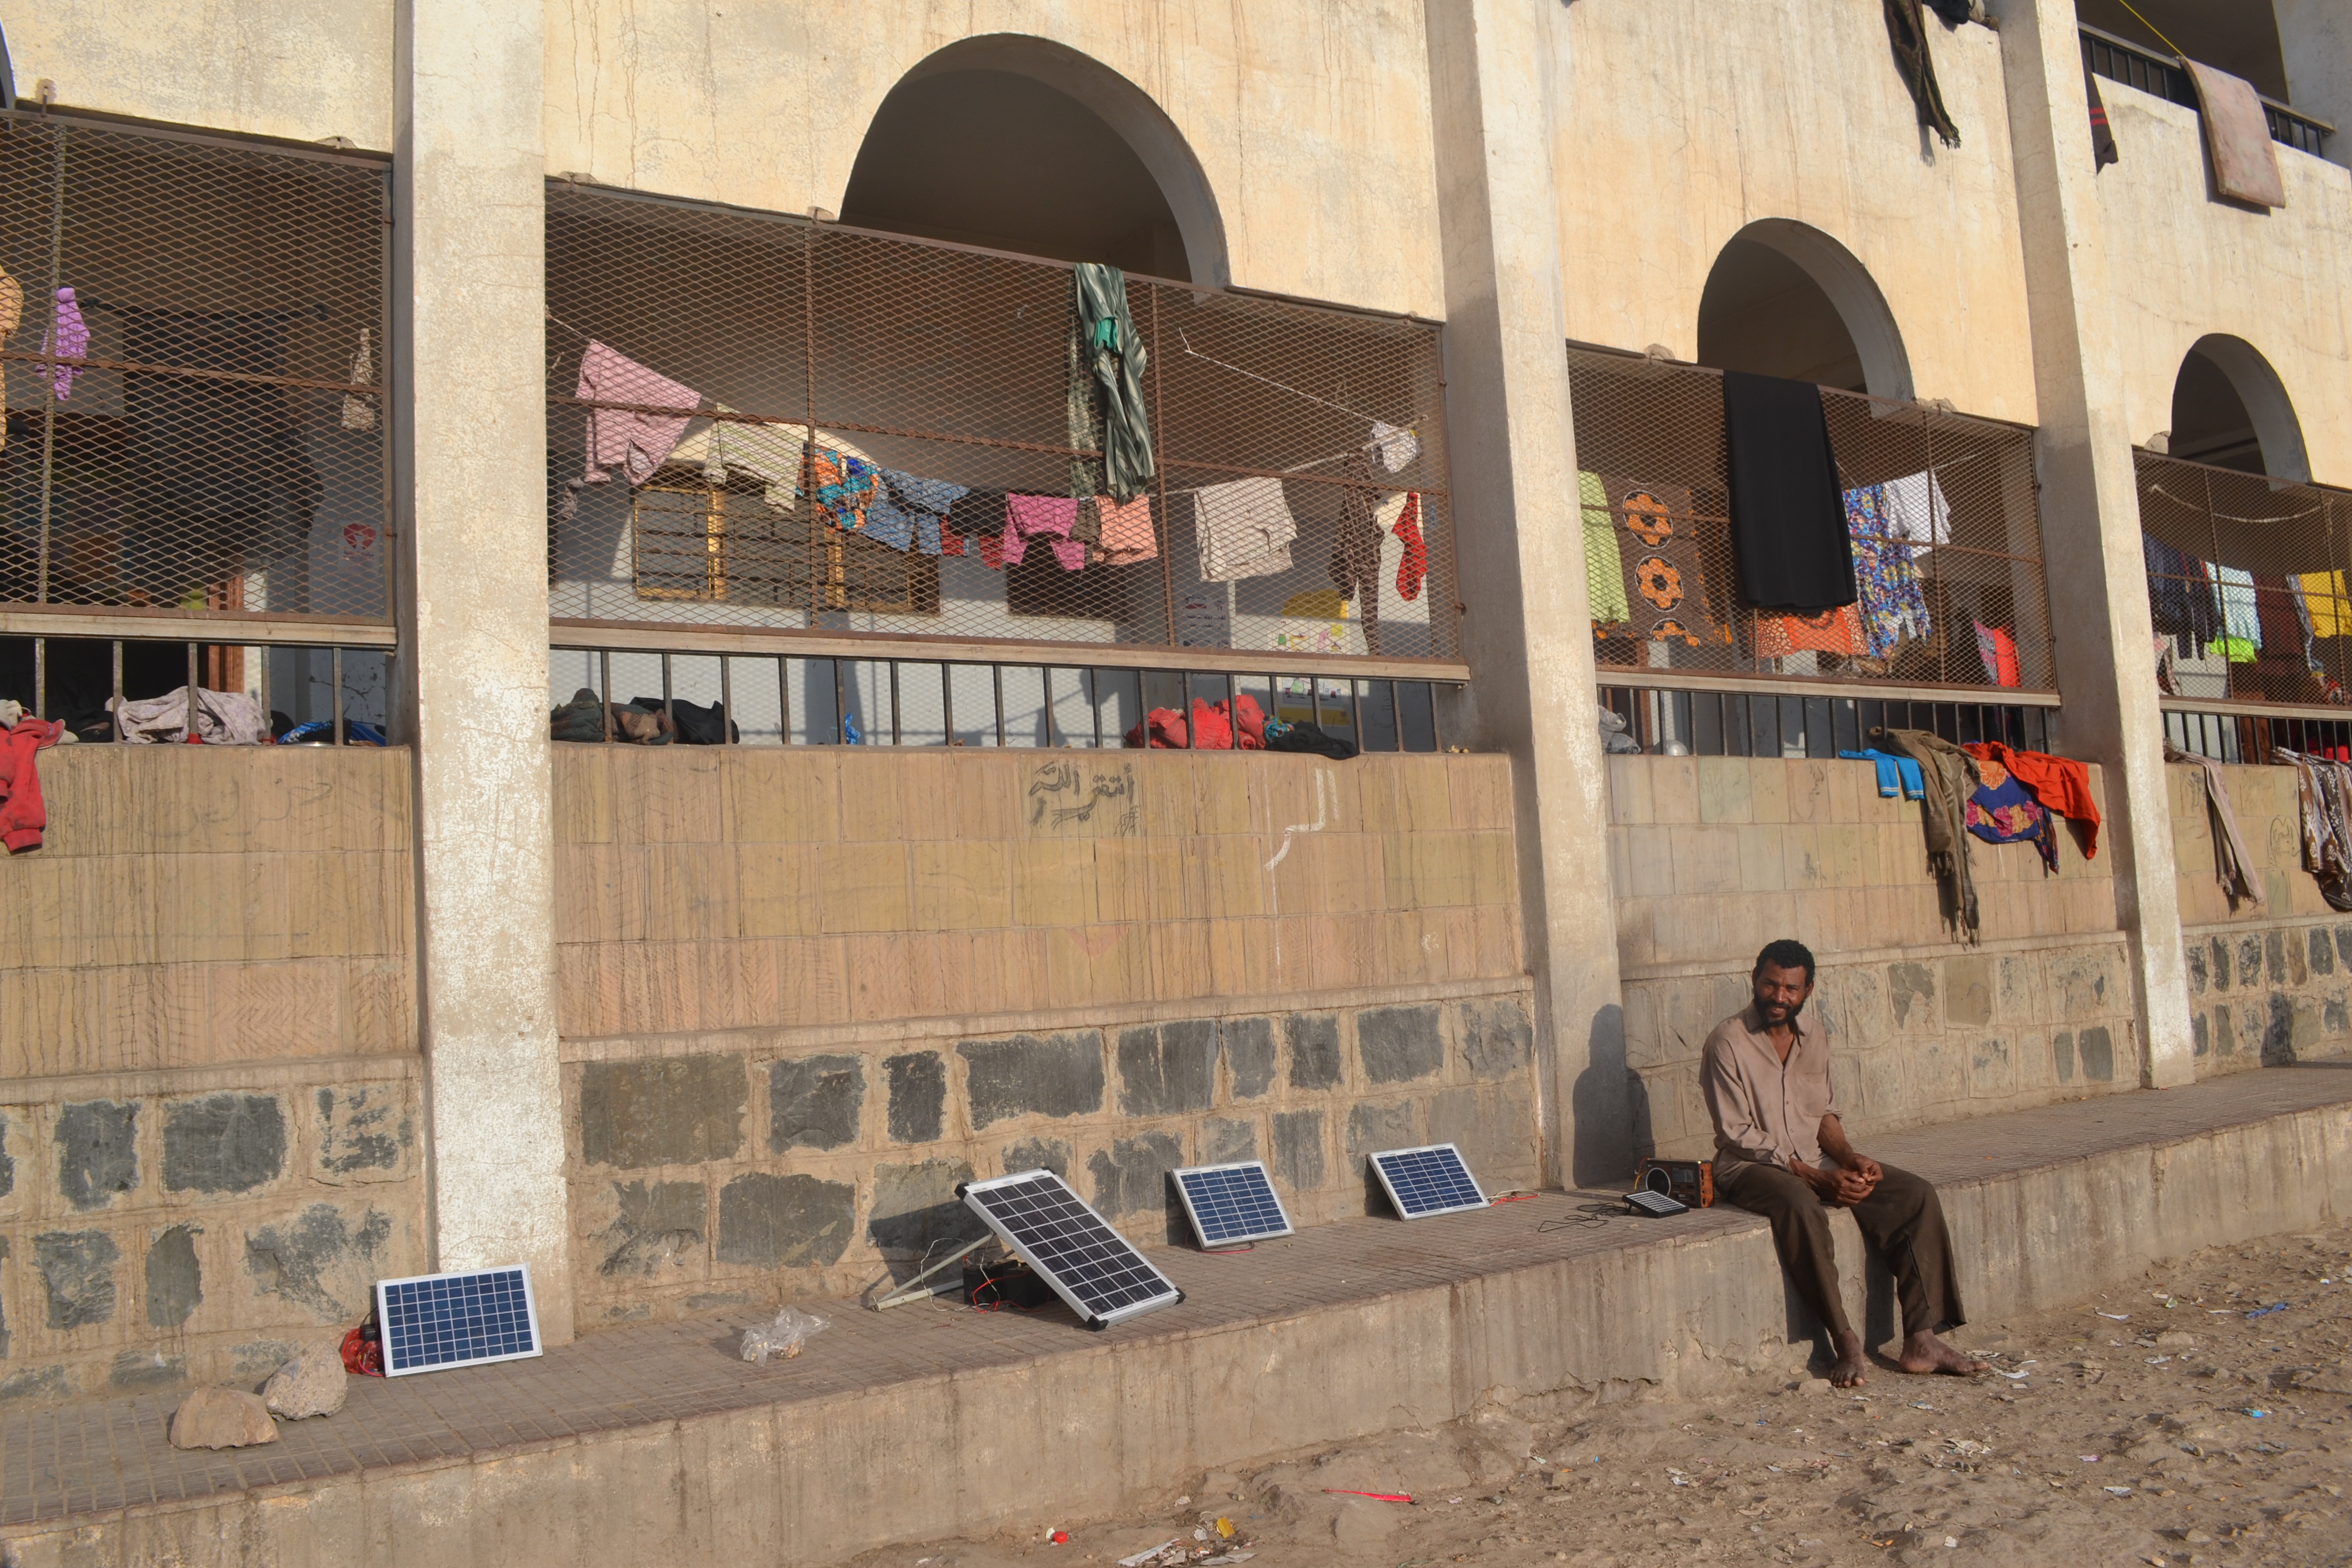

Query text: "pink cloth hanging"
[1004, 494, 1087, 571]
[577, 340, 699, 486]
[44, 288, 87, 402]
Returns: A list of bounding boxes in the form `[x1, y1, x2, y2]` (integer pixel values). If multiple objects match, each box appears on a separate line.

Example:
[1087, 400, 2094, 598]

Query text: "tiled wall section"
[560, 985, 1540, 1325]
[1609, 753, 2118, 970]
[0, 747, 417, 1077]
[551, 748, 1523, 1036]
[2172, 762, 2352, 1077]
[0, 1059, 428, 1405]
[1609, 755, 2138, 1158]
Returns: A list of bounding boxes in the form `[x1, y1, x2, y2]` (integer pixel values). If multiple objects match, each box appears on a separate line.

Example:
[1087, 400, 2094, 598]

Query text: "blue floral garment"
[1844, 484, 1932, 658]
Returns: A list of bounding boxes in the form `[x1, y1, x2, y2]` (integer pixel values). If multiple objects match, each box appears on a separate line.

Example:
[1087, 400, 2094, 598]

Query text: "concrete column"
[1997, 0, 2195, 1090]
[394, 0, 573, 1337]
[1425, 0, 1628, 1183]
[2276, 0, 2352, 170]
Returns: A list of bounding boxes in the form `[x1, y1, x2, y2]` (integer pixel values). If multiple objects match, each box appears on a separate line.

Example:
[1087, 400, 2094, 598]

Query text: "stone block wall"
[0, 744, 426, 1405]
[562, 985, 1540, 1325]
[2171, 763, 2352, 1077]
[551, 746, 1535, 1326]
[1609, 754, 2139, 1160]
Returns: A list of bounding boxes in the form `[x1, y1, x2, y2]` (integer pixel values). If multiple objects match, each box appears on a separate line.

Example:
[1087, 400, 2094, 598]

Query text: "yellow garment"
[1581, 469, 1629, 624]
[0, 265, 18, 452]
[2299, 571, 2352, 638]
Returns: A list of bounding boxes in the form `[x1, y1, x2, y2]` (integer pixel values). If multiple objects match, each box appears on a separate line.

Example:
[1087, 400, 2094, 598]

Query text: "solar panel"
[374, 1265, 544, 1377]
[1368, 1143, 1489, 1220]
[960, 1169, 1184, 1329]
[1171, 1160, 1295, 1248]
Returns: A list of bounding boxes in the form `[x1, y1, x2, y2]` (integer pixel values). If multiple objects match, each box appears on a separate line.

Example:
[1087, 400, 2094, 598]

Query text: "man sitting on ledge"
[1702, 939, 1988, 1387]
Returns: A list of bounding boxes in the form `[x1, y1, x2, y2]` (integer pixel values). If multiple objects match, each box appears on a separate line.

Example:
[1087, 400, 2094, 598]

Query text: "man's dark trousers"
[1714, 1162, 1965, 1338]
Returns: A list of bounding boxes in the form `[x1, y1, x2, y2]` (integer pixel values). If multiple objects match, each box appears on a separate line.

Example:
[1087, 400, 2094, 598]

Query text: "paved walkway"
[6, 1065, 2349, 1532]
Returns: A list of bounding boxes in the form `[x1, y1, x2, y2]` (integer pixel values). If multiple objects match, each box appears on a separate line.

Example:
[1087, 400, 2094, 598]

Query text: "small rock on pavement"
[170, 1387, 279, 1450]
[262, 1344, 349, 1419]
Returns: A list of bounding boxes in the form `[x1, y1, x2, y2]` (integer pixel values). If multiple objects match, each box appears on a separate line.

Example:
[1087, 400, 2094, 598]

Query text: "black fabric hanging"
[1723, 370, 1856, 613]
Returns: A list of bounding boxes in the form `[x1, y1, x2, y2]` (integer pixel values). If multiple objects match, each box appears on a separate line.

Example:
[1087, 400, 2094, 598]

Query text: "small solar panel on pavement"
[375, 1265, 544, 1377]
[960, 1169, 1183, 1329]
[1172, 1160, 1294, 1248]
[1369, 1143, 1489, 1220]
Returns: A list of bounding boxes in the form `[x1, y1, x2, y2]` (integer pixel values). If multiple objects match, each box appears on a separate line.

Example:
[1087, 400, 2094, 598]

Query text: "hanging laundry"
[1883, 0, 1960, 149]
[809, 446, 879, 535]
[1072, 263, 1154, 503]
[1964, 751, 2058, 873]
[2298, 571, 2352, 637]
[1881, 470, 1953, 559]
[1723, 370, 1855, 612]
[2145, 534, 2221, 651]
[340, 326, 377, 431]
[1839, 748, 1926, 801]
[1964, 741, 2101, 859]
[2168, 746, 2265, 909]
[1193, 476, 1297, 582]
[945, 489, 1004, 559]
[110, 687, 271, 746]
[2213, 565, 2261, 650]
[1004, 493, 1087, 571]
[2085, 61, 2120, 171]
[1845, 483, 1931, 658]
[45, 287, 87, 402]
[669, 409, 807, 510]
[0, 713, 65, 853]
[2183, 59, 2285, 209]
[1328, 460, 1386, 657]
[876, 469, 970, 557]
[1095, 494, 1158, 566]
[1392, 491, 1427, 602]
[1370, 421, 1420, 475]
[1756, 604, 1867, 660]
[1971, 620, 2021, 687]
[862, 493, 919, 552]
[1598, 475, 1730, 648]
[578, 340, 699, 486]
[0, 264, 20, 451]
[1579, 471, 1631, 626]
[1880, 726, 1980, 943]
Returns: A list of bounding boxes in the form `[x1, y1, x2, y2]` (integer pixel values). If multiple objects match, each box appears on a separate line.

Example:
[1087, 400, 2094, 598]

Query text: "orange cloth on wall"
[1754, 604, 1865, 659]
[1961, 741, 2100, 860]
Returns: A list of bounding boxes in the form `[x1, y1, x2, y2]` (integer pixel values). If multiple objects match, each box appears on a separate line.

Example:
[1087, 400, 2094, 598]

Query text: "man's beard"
[1760, 998, 1806, 1023]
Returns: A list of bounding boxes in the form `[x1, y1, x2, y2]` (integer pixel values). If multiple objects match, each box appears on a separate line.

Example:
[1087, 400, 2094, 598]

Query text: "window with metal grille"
[1567, 344, 2053, 696]
[543, 183, 1458, 672]
[0, 113, 392, 630]
[2138, 448, 2352, 714]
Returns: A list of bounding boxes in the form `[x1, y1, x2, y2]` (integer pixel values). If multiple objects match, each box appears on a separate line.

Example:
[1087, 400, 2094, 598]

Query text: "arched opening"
[1695, 220, 1913, 401]
[2167, 334, 2310, 481]
[840, 36, 1227, 284]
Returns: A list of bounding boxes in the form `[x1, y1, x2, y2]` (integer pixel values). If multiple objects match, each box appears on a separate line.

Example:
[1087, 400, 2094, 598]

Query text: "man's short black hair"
[1753, 939, 1816, 983]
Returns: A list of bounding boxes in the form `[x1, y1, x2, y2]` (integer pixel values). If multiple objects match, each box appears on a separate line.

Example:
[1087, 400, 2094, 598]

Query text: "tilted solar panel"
[1172, 1160, 1294, 1248]
[960, 1169, 1183, 1329]
[375, 1265, 543, 1377]
[1369, 1143, 1488, 1220]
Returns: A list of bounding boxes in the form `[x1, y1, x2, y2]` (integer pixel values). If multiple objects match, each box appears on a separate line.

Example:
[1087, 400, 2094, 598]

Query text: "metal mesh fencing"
[0, 114, 392, 624]
[1601, 683, 2055, 758]
[1567, 345, 2052, 693]
[2137, 449, 2352, 710]
[546, 184, 1457, 665]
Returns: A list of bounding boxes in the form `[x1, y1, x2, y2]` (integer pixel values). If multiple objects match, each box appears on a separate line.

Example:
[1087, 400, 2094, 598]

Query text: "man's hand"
[1828, 1164, 1877, 1207]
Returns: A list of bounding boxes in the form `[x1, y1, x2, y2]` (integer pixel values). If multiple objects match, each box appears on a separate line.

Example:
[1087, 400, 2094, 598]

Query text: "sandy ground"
[843, 1217, 2352, 1568]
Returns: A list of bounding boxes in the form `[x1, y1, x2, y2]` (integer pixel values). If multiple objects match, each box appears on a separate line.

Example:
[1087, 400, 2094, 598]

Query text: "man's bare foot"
[1828, 1330, 1869, 1387]
[1897, 1330, 1990, 1376]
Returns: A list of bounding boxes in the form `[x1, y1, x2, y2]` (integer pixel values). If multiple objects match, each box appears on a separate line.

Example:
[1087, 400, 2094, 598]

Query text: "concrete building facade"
[0, 0, 2349, 1406]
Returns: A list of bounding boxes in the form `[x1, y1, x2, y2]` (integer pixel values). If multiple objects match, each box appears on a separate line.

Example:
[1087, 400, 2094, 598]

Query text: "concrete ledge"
[5, 1067, 2349, 1567]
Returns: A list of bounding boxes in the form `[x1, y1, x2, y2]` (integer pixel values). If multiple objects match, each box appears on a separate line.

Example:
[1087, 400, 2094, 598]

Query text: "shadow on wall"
[1572, 1002, 1636, 1186]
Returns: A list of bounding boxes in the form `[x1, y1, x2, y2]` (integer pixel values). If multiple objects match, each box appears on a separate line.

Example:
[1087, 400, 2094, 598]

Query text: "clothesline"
[2146, 479, 2326, 526]
[1174, 329, 1396, 425]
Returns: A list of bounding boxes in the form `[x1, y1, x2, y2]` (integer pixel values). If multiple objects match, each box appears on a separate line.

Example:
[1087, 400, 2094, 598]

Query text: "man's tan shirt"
[1700, 1002, 1839, 1173]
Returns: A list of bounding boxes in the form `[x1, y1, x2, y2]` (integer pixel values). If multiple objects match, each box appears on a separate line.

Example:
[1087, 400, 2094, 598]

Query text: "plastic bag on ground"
[740, 1306, 828, 1365]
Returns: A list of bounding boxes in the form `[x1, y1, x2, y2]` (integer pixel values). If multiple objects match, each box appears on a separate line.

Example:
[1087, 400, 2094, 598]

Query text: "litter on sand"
[2105, 1485, 2135, 1496]
[1118, 1542, 1181, 1567]
[1321, 1489, 1413, 1503]
[1993, 1369, 2032, 1381]
[2094, 1311, 2130, 1321]
[2245, 1302, 2290, 1319]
